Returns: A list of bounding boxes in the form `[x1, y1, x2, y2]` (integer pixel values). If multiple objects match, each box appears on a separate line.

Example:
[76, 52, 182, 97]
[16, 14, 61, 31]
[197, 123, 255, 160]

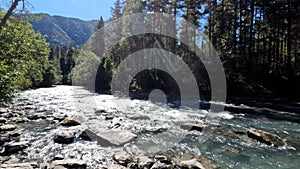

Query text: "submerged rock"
[247, 129, 284, 147]
[54, 131, 76, 144]
[1, 141, 30, 156]
[80, 129, 137, 147]
[50, 159, 87, 169]
[180, 123, 209, 132]
[0, 124, 17, 131]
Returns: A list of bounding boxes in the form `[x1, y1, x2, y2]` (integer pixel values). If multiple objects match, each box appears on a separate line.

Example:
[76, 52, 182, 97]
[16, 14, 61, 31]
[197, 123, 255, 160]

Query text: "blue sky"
[28, 0, 115, 21]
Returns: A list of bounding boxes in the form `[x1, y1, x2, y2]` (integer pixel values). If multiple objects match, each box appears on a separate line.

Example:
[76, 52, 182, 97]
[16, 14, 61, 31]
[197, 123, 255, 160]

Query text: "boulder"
[59, 117, 81, 127]
[178, 154, 217, 169]
[150, 161, 170, 169]
[50, 160, 87, 169]
[0, 117, 7, 123]
[80, 129, 137, 147]
[180, 123, 209, 132]
[1, 141, 30, 156]
[54, 131, 75, 144]
[0, 124, 17, 131]
[247, 129, 284, 147]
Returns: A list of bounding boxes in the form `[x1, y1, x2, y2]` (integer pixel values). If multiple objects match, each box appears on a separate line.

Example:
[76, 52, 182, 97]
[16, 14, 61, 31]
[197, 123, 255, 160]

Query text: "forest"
[0, 0, 299, 103]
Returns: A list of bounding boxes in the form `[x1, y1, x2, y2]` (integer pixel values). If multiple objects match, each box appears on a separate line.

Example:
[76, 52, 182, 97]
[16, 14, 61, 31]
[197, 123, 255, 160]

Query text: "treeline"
[74, 0, 299, 100]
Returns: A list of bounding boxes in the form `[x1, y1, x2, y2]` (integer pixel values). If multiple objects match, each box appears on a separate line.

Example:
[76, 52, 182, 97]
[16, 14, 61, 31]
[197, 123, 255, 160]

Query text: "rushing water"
[11, 85, 300, 168]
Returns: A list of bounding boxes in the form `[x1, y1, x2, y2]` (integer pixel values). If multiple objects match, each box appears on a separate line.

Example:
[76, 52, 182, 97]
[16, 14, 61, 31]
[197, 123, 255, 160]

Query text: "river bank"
[1, 86, 300, 168]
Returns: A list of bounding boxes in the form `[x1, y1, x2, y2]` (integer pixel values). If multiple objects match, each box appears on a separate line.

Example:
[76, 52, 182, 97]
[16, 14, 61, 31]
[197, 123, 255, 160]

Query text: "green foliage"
[0, 13, 50, 102]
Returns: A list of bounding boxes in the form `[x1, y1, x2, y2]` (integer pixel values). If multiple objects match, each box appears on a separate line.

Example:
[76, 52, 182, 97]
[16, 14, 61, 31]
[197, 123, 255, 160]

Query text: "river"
[1, 85, 300, 168]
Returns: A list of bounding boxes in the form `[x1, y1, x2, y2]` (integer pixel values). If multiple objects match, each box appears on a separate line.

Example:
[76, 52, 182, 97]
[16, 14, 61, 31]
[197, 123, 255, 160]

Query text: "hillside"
[29, 13, 97, 47]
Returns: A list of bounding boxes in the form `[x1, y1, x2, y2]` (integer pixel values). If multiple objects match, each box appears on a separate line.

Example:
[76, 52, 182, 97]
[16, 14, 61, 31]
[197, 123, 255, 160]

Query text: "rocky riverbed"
[1, 86, 300, 168]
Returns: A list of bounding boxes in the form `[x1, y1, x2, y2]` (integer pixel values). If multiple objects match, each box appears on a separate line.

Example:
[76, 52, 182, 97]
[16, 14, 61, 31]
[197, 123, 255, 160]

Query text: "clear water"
[11, 85, 300, 168]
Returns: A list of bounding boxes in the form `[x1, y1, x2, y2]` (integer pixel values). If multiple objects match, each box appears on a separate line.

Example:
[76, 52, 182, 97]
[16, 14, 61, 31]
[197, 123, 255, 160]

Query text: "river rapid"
[1, 85, 300, 169]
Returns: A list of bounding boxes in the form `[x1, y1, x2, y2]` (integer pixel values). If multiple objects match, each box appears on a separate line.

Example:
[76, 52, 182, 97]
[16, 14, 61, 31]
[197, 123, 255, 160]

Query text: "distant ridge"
[29, 13, 98, 47]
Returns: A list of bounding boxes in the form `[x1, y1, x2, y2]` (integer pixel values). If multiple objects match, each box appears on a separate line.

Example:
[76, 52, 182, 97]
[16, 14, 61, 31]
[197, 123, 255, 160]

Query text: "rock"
[59, 116, 81, 127]
[179, 159, 205, 169]
[54, 131, 75, 144]
[225, 146, 242, 155]
[105, 115, 114, 120]
[0, 117, 7, 123]
[0, 162, 38, 169]
[108, 117, 123, 129]
[108, 164, 127, 169]
[52, 154, 64, 161]
[143, 127, 167, 134]
[178, 155, 217, 169]
[11, 117, 29, 123]
[180, 123, 209, 132]
[150, 161, 169, 169]
[1, 141, 30, 156]
[126, 114, 150, 120]
[113, 151, 133, 166]
[137, 155, 155, 168]
[1, 112, 14, 118]
[0, 107, 9, 114]
[95, 109, 107, 114]
[50, 160, 87, 169]
[247, 129, 284, 147]
[27, 113, 47, 120]
[80, 129, 137, 147]
[154, 155, 168, 162]
[0, 124, 17, 131]
[0, 136, 10, 146]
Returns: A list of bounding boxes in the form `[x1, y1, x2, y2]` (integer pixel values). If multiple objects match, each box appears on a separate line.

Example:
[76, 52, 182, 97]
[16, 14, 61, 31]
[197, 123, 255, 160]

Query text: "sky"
[27, 0, 115, 21]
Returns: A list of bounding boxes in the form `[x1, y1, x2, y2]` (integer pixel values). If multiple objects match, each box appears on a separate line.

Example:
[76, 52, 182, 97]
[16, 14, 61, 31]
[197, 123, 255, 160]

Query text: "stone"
[54, 131, 75, 144]
[0, 117, 7, 123]
[59, 116, 81, 127]
[27, 113, 47, 120]
[179, 159, 205, 169]
[95, 109, 108, 114]
[11, 117, 29, 123]
[80, 129, 137, 147]
[0, 136, 10, 146]
[150, 161, 169, 169]
[0, 107, 9, 114]
[113, 151, 133, 166]
[50, 160, 87, 169]
[108, 117, 123, 129]
[1, 112, 14, 118]
[1, 141, 30, 156]
[137, 155, 155, 168]
[0, 124, 17, 131]
[0, 162, 38, 169]
[180, 123, 209, 132]
[247, 129, 284, 147]
[126, 114, 150, 120]
[143, 127, 167, 134]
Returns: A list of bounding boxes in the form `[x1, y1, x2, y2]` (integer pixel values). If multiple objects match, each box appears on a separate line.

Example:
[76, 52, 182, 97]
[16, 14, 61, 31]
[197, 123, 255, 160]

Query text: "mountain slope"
[29, 13, 97, 47]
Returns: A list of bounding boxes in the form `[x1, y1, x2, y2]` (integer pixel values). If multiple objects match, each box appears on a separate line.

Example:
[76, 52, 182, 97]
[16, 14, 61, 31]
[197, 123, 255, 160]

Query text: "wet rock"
[95, 109, 108, 114]
[180, 123, 209, 132]
[1, 141, 30, 156]
[143, 127, 168, 134]
[50, 159, 87, 169]
[11, 117, 29, 123]
[137, 155, 155, 168]
[1, 112, 14, 118]
[59, 116, 81, 127]
[0, 162, 38, 169]
[0, 117, 7, 123]
[179, 159, 205, 169]
[126, 114, 150, 120]
[80, 129, 137, 147]
[0, 136, 10, 146]
[54, 131, 75, 144]
[0, 124, 17, 131]
[28, 113, 47, 120]
[150, 161, 170, 169]
[247, 129, 284, 147]
[178, 154, 217, 169]
[108, 164, 127, 169]
[0, 107, 9, 114]
[113, 151, 133, 166]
